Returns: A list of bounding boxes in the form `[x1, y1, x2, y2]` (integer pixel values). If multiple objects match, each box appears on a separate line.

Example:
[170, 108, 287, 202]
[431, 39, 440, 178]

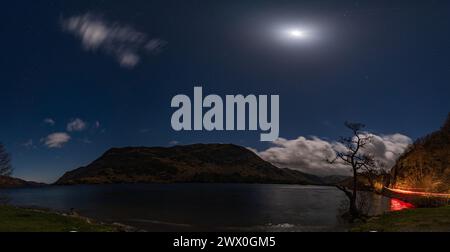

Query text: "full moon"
[272, 24, 317, 44]
[289, 30, 305, 37]
[289, 29, 304, 38]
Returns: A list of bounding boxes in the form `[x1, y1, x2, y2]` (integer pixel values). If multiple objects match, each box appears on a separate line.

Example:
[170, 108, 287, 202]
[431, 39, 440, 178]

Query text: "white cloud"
[61, 13, 166, 68]
[43, 118, 55, 126]
[363, 133, 412, 170]
[254, 133, 412, 176]
[42, 133, 71, 148]
[67, 118, 87, 132]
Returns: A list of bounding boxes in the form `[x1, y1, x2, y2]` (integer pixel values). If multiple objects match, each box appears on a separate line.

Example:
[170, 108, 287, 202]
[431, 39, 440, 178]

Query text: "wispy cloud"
[253, 133, 412, 176]
[23, 139, 35, 148]
[67, 118, 87, 132]
[43, 118, 55, 126]
[169, 140, 180, 145]
[80, 138, 92, 144]
[61, 13, 166, 68]
[42, 133, 71, 148]
[139, 128, 151, 134]
[94, 121, 101, 129]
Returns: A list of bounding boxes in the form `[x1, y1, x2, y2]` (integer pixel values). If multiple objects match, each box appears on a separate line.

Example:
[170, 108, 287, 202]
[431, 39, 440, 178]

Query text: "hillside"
[0, 176, 45, 188]
[56, 144, 323, 185]
[391, 114, 450, 193]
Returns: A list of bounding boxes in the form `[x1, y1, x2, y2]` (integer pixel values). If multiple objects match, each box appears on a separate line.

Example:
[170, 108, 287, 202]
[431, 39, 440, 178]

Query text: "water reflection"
[390, 198, 415, 211]
[2, 184, 394, 231]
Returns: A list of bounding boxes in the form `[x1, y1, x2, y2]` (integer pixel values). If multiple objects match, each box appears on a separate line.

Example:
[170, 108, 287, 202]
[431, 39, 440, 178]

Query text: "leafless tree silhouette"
[329, 122, 376, 220]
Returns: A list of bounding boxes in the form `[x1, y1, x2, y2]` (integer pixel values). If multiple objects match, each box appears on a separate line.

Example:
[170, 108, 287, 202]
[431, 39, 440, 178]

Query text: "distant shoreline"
[3, 181, 336, 188]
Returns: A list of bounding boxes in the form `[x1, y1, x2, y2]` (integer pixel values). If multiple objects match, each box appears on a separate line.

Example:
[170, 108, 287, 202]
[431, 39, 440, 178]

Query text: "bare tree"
[0, 143, 13, 177]
[329, 122, 375, 220]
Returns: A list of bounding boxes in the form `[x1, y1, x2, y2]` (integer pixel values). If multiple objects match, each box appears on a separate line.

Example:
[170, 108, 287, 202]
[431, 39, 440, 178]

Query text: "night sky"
[1, 0, 449, 182]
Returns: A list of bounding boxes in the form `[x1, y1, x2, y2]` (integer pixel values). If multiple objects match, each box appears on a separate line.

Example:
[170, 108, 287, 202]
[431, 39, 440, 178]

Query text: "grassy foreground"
[0, 205, 117, 232]
[353, 205, 450, 232]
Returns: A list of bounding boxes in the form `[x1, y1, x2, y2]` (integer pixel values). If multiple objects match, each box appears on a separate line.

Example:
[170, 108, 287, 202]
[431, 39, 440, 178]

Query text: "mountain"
[56, 144, 323, 185]
[391, 114, 450, 193]
[0, 176, 46, 188]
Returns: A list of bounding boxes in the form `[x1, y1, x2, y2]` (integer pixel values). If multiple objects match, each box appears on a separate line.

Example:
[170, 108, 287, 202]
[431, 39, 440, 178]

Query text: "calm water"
[1, 184, 391, 231]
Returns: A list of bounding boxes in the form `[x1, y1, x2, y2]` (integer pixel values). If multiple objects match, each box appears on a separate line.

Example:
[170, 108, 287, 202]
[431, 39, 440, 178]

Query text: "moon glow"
[287, 29, 308, 39]
[289, 29, 304, 37]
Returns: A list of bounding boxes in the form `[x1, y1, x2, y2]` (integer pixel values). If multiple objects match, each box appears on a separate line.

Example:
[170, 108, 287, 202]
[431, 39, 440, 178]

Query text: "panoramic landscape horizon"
[1, 0, 450, 239]
[2, 0, 449, 184]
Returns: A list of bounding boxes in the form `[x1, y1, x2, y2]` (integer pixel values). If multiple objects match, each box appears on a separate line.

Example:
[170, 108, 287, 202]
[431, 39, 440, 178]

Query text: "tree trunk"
[350, 169, 359, 219]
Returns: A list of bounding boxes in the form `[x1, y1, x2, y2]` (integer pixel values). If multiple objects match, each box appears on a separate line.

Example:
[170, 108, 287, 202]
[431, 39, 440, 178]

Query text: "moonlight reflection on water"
[3, 184, 392, 231]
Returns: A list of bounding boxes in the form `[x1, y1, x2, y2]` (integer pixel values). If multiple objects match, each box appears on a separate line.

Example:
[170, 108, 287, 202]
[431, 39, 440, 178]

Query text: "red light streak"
[390, 198, 415, 211]
[389, 188, 450, 198]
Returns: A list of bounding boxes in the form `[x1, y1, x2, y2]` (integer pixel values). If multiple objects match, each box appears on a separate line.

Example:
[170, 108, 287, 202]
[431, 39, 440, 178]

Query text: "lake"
[1, 183, 392, 231]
